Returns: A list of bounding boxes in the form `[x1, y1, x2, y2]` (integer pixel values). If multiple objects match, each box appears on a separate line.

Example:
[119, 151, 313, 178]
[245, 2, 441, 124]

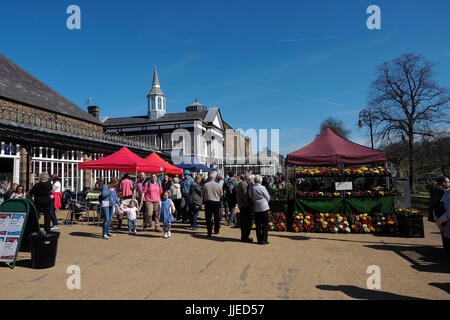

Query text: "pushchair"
[64, 193, 90, 225]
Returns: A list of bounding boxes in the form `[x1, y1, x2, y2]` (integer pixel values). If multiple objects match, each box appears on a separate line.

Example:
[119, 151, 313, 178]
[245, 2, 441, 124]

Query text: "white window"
[158, 97, 162, 110]
[151, 97, 156, 110]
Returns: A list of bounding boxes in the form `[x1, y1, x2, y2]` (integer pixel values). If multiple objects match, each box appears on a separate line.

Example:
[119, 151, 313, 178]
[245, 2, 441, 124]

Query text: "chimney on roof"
[88, 105, 100, 120]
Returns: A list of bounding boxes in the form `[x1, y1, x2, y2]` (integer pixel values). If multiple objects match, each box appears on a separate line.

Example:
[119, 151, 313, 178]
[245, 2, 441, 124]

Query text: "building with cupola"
[103, 67, 227, 174]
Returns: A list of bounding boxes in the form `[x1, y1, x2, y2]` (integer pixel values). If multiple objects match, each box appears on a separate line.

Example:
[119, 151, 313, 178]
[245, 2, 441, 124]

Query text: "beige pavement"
[0, 211, 449, 300]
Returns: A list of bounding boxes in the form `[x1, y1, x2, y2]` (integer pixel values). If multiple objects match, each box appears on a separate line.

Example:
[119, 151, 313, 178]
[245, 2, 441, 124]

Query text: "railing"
[0, 105, 156, 151]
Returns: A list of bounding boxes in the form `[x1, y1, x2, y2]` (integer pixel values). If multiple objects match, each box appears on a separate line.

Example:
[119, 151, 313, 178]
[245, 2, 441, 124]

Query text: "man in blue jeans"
[180, 171, 194, 223]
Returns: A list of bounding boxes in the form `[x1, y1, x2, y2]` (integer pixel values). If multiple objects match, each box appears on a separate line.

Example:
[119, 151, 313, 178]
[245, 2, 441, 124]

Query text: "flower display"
[292, 212, 351, 233]
[295, 168, 341, 176]
[348, 213, 375, 233]
[292, 211, 417, 235]
[343, 167, 391, 176]
[372, 213, 398, 234]
[268, 210, 288, 231]
[296, 190, 341, 198]
[271, 188, 287, 201]
[302, 213, 315, 232]
[292, 212, 305, 233]
[295, 166, 390, 177]
[296, 187, 393, 199]
[395, 208, 424, 218]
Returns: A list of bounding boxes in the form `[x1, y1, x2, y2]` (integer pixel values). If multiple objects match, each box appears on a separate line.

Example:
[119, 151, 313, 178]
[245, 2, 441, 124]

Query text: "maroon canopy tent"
[78, 147, 164, 174]
[286, 128, 387, 166]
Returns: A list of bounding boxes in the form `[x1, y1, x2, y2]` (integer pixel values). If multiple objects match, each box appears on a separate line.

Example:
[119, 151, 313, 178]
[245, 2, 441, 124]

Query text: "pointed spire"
[152, 66, 160, 88]
[147, 65, 165, 97]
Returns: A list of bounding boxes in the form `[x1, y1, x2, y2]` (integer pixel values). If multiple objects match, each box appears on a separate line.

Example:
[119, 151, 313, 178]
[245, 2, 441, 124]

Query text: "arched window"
[158, 97, 162, 110]
[163, 98, 166, 110]
[151, 97, 156, 110]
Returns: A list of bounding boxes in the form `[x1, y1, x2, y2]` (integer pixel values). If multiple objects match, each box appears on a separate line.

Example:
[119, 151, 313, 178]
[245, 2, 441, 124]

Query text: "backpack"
[225, 179, 236, 197]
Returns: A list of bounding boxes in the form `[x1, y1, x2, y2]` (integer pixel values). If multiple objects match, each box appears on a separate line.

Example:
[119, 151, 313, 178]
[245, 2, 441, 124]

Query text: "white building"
[103, 67, 226, 174]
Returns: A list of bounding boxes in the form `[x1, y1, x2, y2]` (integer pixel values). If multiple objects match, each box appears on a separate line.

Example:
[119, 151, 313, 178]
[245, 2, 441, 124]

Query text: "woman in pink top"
[120, 174, 134, 200]
[140, 174, 163, 232]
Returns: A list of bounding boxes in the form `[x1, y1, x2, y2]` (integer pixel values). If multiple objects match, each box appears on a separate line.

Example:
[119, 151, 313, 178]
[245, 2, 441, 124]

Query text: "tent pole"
[294, 166, 297, 205]
[76, 163, 79, 201]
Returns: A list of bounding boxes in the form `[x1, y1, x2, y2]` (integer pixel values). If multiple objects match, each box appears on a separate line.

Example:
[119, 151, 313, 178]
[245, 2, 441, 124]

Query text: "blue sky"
[1, 0, 449, 155]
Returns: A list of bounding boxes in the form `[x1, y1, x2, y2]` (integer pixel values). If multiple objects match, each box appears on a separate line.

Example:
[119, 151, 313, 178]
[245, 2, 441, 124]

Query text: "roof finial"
[152, 66, 160, 87]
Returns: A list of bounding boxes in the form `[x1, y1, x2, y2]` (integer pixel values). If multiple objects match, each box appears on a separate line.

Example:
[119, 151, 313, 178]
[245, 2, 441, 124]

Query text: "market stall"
[145, 152, 183, 175]
[284, 129, 421, 237]
[174, 157, 217, 174]
[78, 147, 164, 174]
[75, 147, 164, 225]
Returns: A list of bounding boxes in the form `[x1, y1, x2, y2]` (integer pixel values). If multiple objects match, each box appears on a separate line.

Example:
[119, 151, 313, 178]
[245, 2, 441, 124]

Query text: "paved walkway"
[1, 211, 449, 300]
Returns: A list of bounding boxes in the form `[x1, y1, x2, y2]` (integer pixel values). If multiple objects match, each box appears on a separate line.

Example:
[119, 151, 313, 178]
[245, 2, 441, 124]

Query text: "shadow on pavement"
[269, 233, 310, 241]
[316, 285, 425, 300]
[169, 228, 243, 243]
[429, 282, 450, 294]
[293, 235, 436, 247]
[365, 244, 450, 274]
[12, 259, 33, 269]
[69, 232, 102, 239]
[0, 259, 33, 269]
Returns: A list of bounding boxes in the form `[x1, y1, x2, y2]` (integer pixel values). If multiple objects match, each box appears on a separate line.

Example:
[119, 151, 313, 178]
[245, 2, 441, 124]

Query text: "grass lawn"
[411, 193, 429, 213]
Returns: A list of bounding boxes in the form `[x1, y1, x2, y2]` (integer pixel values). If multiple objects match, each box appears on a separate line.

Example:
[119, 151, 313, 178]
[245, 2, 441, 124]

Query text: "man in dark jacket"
[237, 174, 253, 243]
[189, 176, 203, 230]
[29, 172, 53, 232]
[180, 171, 194, 223]
[427, 176, 448, 222]
[162, 175, 172, 195]
[223, 172, 238, 226]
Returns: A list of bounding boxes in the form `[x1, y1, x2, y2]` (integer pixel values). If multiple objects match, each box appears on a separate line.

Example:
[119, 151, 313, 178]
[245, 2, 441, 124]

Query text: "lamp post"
[358, 109, 374, 149]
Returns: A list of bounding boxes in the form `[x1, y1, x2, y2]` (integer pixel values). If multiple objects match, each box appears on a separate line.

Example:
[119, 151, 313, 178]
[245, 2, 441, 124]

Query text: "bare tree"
[319, 117, 350, 138]
[382, 141, 408, 177]
[368, 53, 450, 193]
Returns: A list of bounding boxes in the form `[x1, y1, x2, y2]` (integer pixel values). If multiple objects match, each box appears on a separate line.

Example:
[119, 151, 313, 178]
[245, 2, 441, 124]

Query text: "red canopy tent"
[286, 128, 387, 166]
[145, 152, 183, 175]
[78, 147, 164, 174]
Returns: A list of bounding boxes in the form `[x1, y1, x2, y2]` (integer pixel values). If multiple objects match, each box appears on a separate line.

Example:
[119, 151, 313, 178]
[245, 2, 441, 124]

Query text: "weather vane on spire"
[85, 97, 92, 106]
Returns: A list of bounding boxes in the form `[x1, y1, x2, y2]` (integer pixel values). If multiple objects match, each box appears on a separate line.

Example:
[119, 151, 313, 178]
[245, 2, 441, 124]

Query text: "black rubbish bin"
[29, 231, 60, 269]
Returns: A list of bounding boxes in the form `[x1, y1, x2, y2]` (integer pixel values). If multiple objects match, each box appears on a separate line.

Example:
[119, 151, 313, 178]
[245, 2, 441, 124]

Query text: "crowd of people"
[94, 170, 273, 244]
[4, 169, 450, 251]
[2, 174, 62, 232]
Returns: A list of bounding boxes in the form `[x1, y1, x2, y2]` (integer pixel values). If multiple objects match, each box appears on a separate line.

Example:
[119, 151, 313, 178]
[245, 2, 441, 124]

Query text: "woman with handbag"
[189, 175, 203, 230]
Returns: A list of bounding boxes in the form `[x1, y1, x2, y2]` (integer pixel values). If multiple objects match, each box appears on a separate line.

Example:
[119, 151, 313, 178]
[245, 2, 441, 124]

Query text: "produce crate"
[398, 216, 424, 238]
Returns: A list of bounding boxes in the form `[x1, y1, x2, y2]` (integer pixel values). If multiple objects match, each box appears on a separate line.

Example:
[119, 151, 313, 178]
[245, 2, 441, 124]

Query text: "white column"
[13, 158, 19, 184]
[71, 162, 74, 191]
[80, 169, 83, 191]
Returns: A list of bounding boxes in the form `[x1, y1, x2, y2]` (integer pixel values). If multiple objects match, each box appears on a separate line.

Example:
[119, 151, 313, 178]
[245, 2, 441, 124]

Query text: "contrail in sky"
[274, 34, 351, 43]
